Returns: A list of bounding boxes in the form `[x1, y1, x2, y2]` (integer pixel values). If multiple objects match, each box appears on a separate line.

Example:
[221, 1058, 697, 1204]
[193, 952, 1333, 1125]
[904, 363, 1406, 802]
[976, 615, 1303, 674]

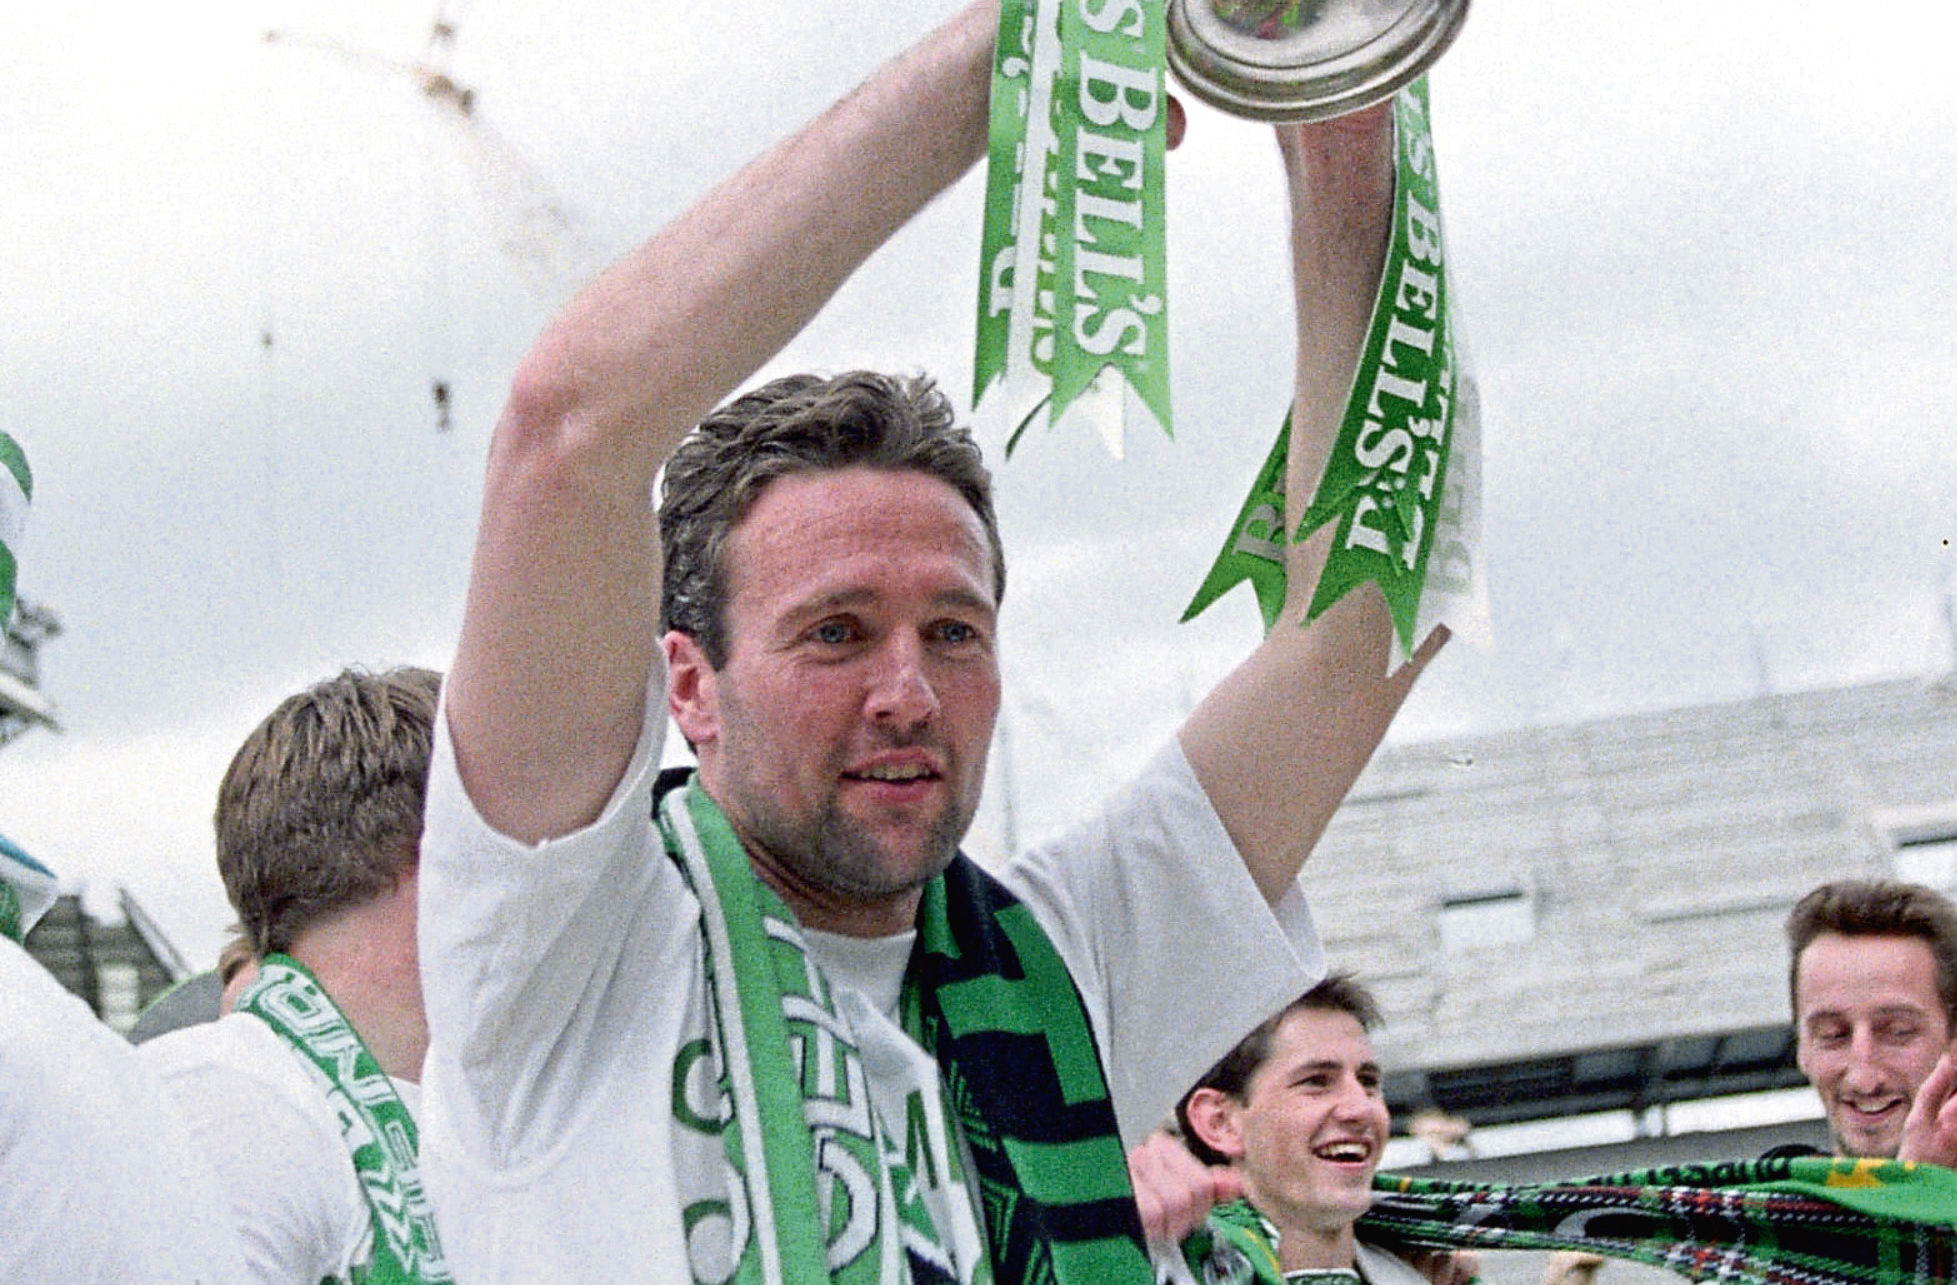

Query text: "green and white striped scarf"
[0, 430, 29, 625]
[1357, 1156, 1956, 1285]
[658, 770, 1152, 1284]
[238, 954, 452, 1285]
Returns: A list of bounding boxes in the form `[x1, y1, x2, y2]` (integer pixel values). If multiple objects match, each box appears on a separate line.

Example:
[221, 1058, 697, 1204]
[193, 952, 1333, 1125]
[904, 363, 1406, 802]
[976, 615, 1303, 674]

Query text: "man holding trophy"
[414, 1, 1461, 1282]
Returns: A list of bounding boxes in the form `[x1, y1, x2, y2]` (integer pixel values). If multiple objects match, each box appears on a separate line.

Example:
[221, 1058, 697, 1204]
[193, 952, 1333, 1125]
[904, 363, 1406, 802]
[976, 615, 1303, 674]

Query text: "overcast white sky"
[4, 0, 1953, 966]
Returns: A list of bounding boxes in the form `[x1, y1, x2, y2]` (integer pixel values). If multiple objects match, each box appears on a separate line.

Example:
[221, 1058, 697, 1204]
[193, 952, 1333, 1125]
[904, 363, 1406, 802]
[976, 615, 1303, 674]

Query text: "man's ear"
[664, 631, 719, 749]
[1183, 1087, 1246, 1163]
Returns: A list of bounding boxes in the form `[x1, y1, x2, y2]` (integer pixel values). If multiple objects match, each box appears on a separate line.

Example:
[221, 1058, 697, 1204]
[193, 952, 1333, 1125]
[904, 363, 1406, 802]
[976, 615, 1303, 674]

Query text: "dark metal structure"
[22, 890, 188, 1035]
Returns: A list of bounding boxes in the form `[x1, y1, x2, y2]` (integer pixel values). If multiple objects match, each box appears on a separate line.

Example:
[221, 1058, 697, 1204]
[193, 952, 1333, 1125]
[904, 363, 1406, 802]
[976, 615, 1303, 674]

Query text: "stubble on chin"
[808, 796, 968, 900]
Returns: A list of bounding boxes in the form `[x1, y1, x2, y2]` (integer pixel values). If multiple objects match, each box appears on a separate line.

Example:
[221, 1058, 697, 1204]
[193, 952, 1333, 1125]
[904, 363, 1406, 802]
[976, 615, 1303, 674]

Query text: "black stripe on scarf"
[913, 855, 1153, 1283]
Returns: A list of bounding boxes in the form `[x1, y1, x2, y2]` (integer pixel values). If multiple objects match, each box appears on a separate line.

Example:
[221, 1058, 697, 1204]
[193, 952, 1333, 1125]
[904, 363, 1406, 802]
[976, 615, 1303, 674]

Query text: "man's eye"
[814, 621, 854, 644]
[938, 621, 978, 644]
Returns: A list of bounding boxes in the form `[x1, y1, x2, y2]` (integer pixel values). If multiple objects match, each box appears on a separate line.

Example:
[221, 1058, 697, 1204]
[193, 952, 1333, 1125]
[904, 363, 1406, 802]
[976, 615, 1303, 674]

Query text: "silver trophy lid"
[1166, 0, 1470, 123]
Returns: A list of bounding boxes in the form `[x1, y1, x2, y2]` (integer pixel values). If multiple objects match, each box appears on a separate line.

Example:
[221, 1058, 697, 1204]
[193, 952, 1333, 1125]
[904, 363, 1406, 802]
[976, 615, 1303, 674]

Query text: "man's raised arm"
[1179, 105, 1447, 905]
[444, 3, 998, 843]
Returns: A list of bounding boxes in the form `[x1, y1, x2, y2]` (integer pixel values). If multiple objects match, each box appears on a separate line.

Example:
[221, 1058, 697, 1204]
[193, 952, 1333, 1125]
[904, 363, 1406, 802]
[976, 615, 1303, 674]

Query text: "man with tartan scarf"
[1785, 879, 1957, 1165]
[1139, 974, 1475, 1285]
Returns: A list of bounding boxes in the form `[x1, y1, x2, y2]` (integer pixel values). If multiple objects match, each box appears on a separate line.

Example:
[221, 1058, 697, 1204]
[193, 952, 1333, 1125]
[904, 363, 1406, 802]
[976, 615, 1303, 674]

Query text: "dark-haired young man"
[416, 2, 1445, 1281]
[144, 666, 448, 1284]
[1785, 878, 1957, 1161]
[1160, 975, 1434, 1285]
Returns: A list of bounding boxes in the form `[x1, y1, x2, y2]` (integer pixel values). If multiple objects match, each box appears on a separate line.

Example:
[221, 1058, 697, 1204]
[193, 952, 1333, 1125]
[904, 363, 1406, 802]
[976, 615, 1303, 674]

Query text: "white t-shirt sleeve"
[142, 1016, 366, 1285]
[1000, 738, 1324, 1147]
[417, 679, 687, 1161]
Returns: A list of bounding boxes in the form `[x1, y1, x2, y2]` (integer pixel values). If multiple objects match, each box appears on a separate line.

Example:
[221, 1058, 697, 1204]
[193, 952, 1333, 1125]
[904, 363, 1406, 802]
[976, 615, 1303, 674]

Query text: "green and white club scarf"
[1358, 1156, 1957, 1285]
[1182, 80, 1485, 663]
[661, 776, 958, 1285]
[975, 0, 1171, 458]
[238, 953, 453, 1285]
[660, 767, 1153, 1285]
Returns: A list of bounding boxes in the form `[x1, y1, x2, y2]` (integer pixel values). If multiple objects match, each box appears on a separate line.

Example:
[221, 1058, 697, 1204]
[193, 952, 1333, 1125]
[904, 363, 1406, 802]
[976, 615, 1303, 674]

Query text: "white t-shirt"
[142, 1011, 424, 1285]
[0, 937, 247, 1284]
[418, 696, 1324, 1284]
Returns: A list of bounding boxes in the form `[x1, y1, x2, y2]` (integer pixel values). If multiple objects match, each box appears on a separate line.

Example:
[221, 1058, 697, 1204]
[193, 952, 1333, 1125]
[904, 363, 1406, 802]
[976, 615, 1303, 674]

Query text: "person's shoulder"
[143, 1008, 285, 1072]
[142, 1010, 332, 1122]
[143, 1010, 366, 1230]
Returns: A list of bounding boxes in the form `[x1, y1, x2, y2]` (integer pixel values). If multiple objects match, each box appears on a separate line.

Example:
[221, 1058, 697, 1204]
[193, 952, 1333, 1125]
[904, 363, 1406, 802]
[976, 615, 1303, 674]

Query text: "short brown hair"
[216, 666, 441, 955]
[1786, 879, 1957, 1027]
[658, 371, 1005, 669]
[1175, 972, 1382, 1166]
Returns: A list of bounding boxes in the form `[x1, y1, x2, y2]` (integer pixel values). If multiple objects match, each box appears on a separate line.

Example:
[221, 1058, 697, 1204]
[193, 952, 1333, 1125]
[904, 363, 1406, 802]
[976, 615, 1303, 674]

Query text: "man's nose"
[866, 633, 939, 729]
[1842, 1029, 1888, 1087]
[1332, 1080, 1380, 1121]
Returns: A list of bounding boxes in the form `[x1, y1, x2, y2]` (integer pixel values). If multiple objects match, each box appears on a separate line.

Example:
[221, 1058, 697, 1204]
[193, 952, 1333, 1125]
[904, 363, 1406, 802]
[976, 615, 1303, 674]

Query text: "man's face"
[1794, 932, 1954, 1158]
[669, 467, 1000, 935]
[1230, 1008, 1389, 1240]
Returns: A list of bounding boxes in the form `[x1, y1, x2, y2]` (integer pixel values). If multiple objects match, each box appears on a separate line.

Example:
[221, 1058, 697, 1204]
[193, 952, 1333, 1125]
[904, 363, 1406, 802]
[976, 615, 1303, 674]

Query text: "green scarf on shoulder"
[238, 954, 452, 1285]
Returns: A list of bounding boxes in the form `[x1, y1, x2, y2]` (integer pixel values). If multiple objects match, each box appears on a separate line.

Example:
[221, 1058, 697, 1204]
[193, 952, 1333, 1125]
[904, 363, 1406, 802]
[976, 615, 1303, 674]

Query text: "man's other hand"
[1127, 1129, 1245, 1245]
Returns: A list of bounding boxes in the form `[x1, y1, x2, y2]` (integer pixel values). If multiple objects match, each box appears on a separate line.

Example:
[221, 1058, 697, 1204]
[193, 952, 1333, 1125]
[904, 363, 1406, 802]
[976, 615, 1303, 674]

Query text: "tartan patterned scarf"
[1356, 1156, 1957, 1285]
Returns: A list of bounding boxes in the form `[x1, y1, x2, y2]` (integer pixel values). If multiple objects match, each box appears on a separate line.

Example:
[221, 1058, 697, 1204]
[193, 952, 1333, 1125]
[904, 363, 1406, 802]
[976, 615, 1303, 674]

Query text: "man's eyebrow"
[787, 588, 876, 618]
[930, 586, 997, 617]
[779, 585, 997, 625]
[1804, 1003, 1931, 1023]
[1275, 1056, 1369, 1079]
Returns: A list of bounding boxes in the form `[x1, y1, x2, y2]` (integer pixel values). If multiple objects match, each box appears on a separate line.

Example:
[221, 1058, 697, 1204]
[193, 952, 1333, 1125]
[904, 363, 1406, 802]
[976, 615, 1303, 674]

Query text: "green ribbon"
[976, 0, 1172, 457]
[1, 430, 31, 624]
[1180, 411, 1295, 634]
[238, 954, 453, 1285]
[1184, 80, 1459, 656]
[0, 881, 22, 945]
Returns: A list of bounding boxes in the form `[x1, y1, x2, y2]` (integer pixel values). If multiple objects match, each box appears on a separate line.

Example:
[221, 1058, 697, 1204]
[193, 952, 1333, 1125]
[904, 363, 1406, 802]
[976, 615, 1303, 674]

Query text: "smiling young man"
[1786, 879, 1957, 1160]
[1165, 975, 1423, 1285]
[415, 3, 1444, 1282]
